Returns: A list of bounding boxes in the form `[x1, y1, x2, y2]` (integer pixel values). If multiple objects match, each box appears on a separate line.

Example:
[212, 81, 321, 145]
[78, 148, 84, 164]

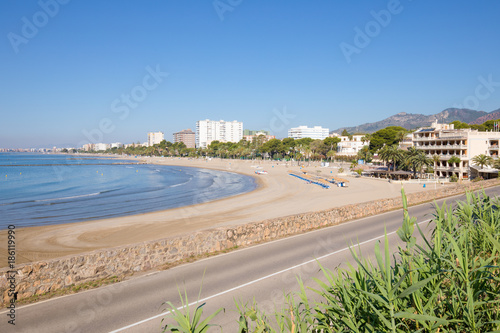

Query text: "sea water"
[0, 153, 256, 229]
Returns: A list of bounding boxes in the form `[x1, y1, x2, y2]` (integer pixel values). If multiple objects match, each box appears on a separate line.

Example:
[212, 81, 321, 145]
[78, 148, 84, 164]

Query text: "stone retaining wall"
[1, 179, 499, 306]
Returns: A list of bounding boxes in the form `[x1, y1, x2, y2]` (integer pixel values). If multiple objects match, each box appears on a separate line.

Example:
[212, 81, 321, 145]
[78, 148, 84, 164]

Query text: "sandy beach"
[0, 157, 434, 268]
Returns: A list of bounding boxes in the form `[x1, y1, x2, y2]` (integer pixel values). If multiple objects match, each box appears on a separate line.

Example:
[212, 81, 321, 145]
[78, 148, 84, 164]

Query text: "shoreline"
[0, 156, 436, 268]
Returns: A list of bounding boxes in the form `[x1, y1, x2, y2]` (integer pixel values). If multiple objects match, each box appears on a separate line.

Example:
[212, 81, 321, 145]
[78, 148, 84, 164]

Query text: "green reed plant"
[161, 285, 223, 333]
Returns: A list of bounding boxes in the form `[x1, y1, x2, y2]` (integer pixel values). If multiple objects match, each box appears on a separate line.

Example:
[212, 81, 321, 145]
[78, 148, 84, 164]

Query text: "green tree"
[326, 150, 336, 163]
[310, 140, 325, 160]
[303, 147, 312, 165]
[261, 139, 283, 160]
[295, 137, 313, 147]
[450, 120, 470, 129]
[360, 133, 372, 145]
[369, 126, 407, 153]
[448, 155, 461, 166]
[341, 129, 350, 136]
[482, 119, 500, 131]
[378, 144, 403, 171]
[471, 154, 493, 169]
[491, 158, 500, 169]
[405, 147, 431, 178]
[323, 137, 340, 153]
[395, 130, 409, 143]
[356, 146, 373, 163]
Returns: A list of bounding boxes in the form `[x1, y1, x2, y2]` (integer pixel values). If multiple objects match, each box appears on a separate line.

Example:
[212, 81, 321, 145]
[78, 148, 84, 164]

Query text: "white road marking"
[109, 219, 431, 332]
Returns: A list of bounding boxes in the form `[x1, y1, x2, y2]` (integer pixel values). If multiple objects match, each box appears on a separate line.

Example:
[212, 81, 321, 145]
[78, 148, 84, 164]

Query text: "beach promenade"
[0, 157, 433, 268]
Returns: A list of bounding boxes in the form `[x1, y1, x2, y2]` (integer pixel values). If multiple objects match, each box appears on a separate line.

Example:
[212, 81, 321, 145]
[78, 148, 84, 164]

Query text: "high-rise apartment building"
[173, 129, 196, 149]
[288, 126, 329, 140]
[148, 131, 164, 147]
[196, 119, 243, 148]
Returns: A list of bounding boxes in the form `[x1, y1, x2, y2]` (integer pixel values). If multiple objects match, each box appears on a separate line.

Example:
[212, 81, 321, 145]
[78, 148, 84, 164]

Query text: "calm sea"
[0, 153, 256, 229]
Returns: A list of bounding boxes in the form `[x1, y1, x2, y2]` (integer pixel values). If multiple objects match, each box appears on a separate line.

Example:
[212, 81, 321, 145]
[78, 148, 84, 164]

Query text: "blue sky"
[1, 1, 500, 148]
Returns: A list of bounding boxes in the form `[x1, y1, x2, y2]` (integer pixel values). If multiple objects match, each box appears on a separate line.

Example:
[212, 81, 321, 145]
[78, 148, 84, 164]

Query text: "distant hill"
[333, 108, 489, 134]
[469, 108, 500, 124]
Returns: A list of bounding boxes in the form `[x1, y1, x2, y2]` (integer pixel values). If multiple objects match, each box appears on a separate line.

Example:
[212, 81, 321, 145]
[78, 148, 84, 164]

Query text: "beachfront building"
[413, 121, 500, 180]
[173, 129, 196, 149]
[288, 126, 329, 140]
[196, 119, 243, 148]
[147, 131, 164, 147]
[337, 135, 370, 156]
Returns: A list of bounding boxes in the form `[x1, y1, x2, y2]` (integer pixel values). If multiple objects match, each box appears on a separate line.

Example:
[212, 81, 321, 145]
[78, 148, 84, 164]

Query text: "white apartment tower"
[288, 126, 329, 140]
[147, 131, 164, 147]
[196, 119, 243, 148]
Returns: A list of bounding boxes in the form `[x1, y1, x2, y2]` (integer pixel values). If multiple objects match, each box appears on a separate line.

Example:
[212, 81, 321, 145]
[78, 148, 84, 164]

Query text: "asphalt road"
[2, 186, 499, 332]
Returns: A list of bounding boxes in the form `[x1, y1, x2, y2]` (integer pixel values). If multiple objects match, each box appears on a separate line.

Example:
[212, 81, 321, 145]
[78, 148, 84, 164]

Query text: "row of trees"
[89, 126, 413, 162]
[89, 136, 346, 162]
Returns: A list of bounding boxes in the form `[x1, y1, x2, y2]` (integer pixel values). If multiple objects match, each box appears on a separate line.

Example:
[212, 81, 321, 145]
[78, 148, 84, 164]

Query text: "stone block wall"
[1, 179, 499, 306]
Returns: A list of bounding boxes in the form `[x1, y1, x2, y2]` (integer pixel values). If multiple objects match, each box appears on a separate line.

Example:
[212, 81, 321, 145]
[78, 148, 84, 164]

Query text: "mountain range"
[333, 108, 500, 134]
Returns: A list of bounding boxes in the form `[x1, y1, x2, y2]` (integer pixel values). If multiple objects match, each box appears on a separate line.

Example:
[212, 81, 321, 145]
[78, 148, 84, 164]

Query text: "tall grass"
[162, 189, 500, 332]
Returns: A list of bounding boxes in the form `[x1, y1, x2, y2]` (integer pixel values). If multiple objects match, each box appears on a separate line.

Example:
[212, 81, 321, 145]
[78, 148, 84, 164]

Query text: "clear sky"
[1, 0, 500, 148]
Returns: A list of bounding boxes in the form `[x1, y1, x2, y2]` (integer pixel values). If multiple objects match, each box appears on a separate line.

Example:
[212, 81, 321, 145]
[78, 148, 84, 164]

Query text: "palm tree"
[395, 130, 408, 144]
[432, 154, 440, 178]
[361, 133, 372, 145]
[350, 160, 358, 171]
[409, 151, 432, 178]
[378, 145, 402, 171]
[326, 150, 336, 163]
[472, 154, 493, 169]
[448, 156, 461, 168]
[357, 146, 373, 163]
[492, 158, 500, 170]
[303, 147, 312, 166]
[295, 153, 303, 166]
[377, 145, 391, 168]
[404, 147, 421, 178]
